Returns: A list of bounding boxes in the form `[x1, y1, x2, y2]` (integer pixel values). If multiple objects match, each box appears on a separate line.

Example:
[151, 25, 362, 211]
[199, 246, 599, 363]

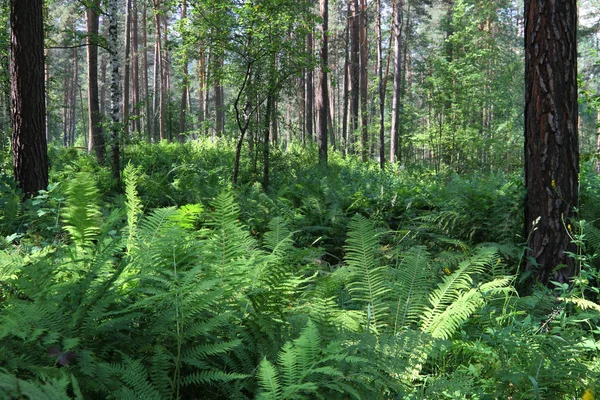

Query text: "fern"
[420, 247, 510, 339]
[61, 173, 102, 248]
[344, 214, 390, 333]
[392, 246, 435, 332]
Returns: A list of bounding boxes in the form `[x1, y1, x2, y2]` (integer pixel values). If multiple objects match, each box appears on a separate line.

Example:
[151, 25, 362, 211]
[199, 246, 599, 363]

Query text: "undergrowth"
[0, 141, 598, 399]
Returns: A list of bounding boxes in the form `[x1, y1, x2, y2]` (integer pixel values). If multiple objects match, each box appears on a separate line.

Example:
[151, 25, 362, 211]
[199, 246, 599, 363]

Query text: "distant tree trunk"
[198, 54, 206, 134]
[86, 0, 105, 164]
[162, 14, 169, 141]
[263, 95, 273, 190]
[10, 0, 48, 197]
[376, 0, 385, 169]
[178, 0, 188, 141]
[596, 111, 600, 174]
[389, 0, 403, 164]
[342, 10, 349, 154]
[123, 0, 132, 140]
[358, 0, 368, 161]
[178, 0, 188, 142]
[298, 68, 306, 144]
[317, 0, 329, 165]
[349, 0, 360, 154]
[214, 56, 225, 137]
[306, 31, 314, 141]
[69, 47, 78, 146]
[142, 2, 151, 140]
[109, 0, 121, 184]
[132, 0, 141, 135]
[524, 0, 578, 284]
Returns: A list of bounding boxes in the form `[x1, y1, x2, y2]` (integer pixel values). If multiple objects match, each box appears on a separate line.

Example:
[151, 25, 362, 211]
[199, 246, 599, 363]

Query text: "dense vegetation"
[0, 141, 599, 399]
[1, 0, 600, 398]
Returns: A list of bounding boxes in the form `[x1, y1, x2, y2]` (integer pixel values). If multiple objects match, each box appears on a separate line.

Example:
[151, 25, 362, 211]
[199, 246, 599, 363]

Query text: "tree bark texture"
[109, 0, 121, 183]
[10, 0, 48, 197]
[86, 1, 105, 164]
[390, 0, 403, 164]
[317, 0, 329, 165]
[376, 0, 385, 169]
[306, 31, 314, 141]
[524, 0, 579, 284]
[358, 0, 368, 162]
[349, 0, 360, 154]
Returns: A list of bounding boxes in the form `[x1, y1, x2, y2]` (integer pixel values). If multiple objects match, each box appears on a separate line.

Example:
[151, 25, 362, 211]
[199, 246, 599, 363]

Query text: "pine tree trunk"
[389, 0, 403, 164]
[132, 0, 141, 134]
[349, 0, 360, 154]
[86, 0, 105, 164]
[306, 31, 314, 141]
[123, 0, 132, 139]
[142, 2, 151, 140]
[109, 0, 121, 184]
[376, 0, 385, 169]
[342, 11, 349, 155]
[358, 0, 368, 162]
[178, 0, 188, 141]
[317, 0, 329, 165]
[524, 0, 579, 284]
[10, 0, 48, 197]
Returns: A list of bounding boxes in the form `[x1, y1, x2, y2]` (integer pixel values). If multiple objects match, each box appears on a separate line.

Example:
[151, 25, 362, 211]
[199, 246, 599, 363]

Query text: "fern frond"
[123, 163, 142, 252]
[62, 173, 102, 248]
[344, 214, 390, 333]
[420, 247, 497, 339]
[559, 297, 600, 312]
[392, 246, 434, 332]
[256, 358, 282, 400]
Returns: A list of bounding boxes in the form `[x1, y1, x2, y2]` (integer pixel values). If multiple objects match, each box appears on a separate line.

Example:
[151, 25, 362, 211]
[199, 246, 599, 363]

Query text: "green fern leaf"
[256, 357, 282, 400]
[345, 214, 390, 333]
[62, 173, 101, 247]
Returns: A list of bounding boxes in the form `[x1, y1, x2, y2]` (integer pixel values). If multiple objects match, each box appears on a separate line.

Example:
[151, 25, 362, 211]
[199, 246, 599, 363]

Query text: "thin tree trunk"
[123, 0, 132, 140]
[109, 0, 121, 184]
[142, 2, 151, 140]
[86, 0, 105, 164]
[376, 0, 385, 169]
[359, 0, 368, 161]
[342, 10, 349, 154]
[214, 56, 224, 137]
[178, 0, 188, 141]
[317, 0, 329, 165]
[132, 0, 141, 134]
[349, 0, 360, 154]
[389, 0, 403, 164]
[306, 31, 314, 141]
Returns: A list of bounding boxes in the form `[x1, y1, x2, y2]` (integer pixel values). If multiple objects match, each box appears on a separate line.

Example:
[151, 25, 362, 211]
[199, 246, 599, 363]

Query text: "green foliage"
[0, 142, 598, 399]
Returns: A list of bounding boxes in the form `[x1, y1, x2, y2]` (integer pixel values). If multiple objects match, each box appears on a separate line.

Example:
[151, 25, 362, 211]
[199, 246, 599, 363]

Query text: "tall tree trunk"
[198, 54, 205, 134]
[349, 0, 360, 154]
[142, 2, 151, 140]
[263, 95, 273, 190]
[132, 0, 141, 134]
[214, 56, 225, 137]
[524, 0, 578, 284]
[306, 31, 314, 141]
[162, 14, 169, 141]
[86, 0, 105, 164]
[389, 0, 403, 164]
[109, 0, 121, 184]
[123, 0, 132, 140]
[376, 0, 385, 169]
[70, 47, 78, 146]
[317, 0, 329, 165]
[358, 0, 368, 161]
[10, 0, 48, 197]
[342, 10, 349, 154]
[178, 0, 188, 141]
